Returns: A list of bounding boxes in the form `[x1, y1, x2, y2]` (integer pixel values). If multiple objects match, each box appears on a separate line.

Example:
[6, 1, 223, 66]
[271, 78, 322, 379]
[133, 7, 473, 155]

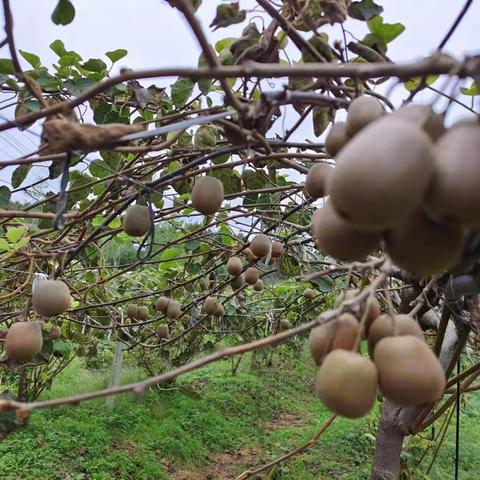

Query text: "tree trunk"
[371, 306, 469, 479]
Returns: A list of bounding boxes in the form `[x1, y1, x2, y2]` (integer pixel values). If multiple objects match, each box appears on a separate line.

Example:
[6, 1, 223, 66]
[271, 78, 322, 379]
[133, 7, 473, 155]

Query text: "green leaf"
[215, 37, 236, 53]
[82, 58, 107, 72]
[50, 39, 67, 57]
[0, 238, 10, 251]
[6, 226, 27, 243]
[212, 153, 230, 165]
[368, 16, 405, 44]
[19, 50, 41, 69]
[211, 168, 241, 194]
[349, 0, 383, 21]
[210, 2, 246, 30]
[312, 107, 331, 137]
[51, 0, 76, 25]
[11, 164, 31, 188]
[64, 77, 95, 96]
[58, 52, 81, 67]
[171, 77, 194, 108]
[106, 48, 128, 63]
[460, 82, 479, 96]
[0, 186, 11, 207]
[242, 170, 266, 190]
[0, 59, 14, 74]
[197, 53, 212, 95]
[89, 159, 110, 178]
[194, 125, 217, 148]
[404, 75, 438, 92]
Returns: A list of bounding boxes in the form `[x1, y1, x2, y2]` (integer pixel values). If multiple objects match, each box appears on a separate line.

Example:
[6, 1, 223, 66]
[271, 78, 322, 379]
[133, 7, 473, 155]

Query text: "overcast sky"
[0, 0, 478, 196]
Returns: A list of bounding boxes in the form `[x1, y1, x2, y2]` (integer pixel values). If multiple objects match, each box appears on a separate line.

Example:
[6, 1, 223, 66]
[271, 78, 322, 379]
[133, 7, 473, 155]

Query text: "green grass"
[0, 347, 479, 479]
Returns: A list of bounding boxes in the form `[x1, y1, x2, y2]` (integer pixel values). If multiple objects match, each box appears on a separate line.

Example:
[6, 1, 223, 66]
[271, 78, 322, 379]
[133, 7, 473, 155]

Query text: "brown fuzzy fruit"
[368, 314, 424, 357]
[303, 288, 316, 300]
[311, 202, 381, 261]
[329, 118, 436, 230]
[5, 322, 43, 361]
[32, 280, 71, 317]
[245, 267, 260, 285]
[335, 290, 380, 334]
[304, 164, 333, 199]
[346, 96, 384, 137]
[425, 121, 480, 227]
[137, 306, 150, 321]
[156, 325, 169, 339]
[250, 234, 271, 258]
[49, 325, 61, 340]
[203, 296, 218, 315]
[227, 256, 243, 276]
[123, 205, 151, 237]
[214, 303, 225, 317]
[309, 313, 359, 365]
[126, 304, 138, 319]
[389, 104, 445, 141]
[154, 296, 170, 313]
[325, 121, 349, 157]
[166, 300, 181, 319]
[230, 274, 245, 291]
[385, 209, 464, 277]
[314, 350, 378, 418]
[191, 176, 224, 215]
[253, 279, 264, 292]
[279, 319, 292, 330]
[244, 248, 257, 262]
[271, 242, 284, 258]
[374, 336, 445, 406]
[199, 278, 210, 291]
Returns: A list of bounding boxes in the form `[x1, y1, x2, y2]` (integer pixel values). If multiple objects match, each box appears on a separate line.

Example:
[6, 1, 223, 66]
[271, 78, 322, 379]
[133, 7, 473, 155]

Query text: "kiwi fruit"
[346, 96, 384, 137]
[227, 256, 243, 276]
[389, 104, 445, 141]
[5, 322, 43, 361]
[368, 314, 424, 357]
[271, 241, 284, 258]
[314, 350, 378, 418]
[244, 247, 257, 262]
[311, 202, 381, 261]
[250, 234, 271, 258]
[154, 296, 170, 313]
[279, 319, 292, 330]
[203, 296, 218, 315]
[126, 304, 138, 318]
[123, 205, 151, 237]
[374, 335, 445, 406]
[329, 118, 436, 230]
[199, 278, 210, 291]
[335, 289, 380, 334]
[156, 324, 169, 339]
[253, 279, 264, 291]
[191, 176, 224, 215]
[304, 164, 333, 199]
[32, 279, 71, 317]
[303, 288, 316, 300]
[325, 121, 349, 157]
[230, 274, 245, 291]
[49, 325, 61, 340]
[425, 121, 480, 227]
[214, 303, 225, 317]
[309, 313, 359, 365]
[385, 209, 464, 277]
[137, 306, 150, 321]
[245, 267, 260, 285]
[166, 300, 181, 319]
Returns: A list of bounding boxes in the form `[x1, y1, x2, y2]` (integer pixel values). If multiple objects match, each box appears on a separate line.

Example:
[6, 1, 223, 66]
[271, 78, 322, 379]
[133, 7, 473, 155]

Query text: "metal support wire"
[53, 151, 72, 230]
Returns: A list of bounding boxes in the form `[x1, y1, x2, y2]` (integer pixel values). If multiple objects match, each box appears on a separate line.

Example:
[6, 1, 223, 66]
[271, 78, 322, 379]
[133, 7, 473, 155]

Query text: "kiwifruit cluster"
[245, 267, 260, 285]
[250, 234, 271, 258]
[123, 204, 151, 237]
[156, 324, 169, 339]
[227, 256, 243, 275]
[304, 163, 332, 200]
[279, 319, 291, 330]
[303, 288, 316, 300]
[312, 297, 446, 416]
[313, 100, 477, 277]
[202, 296, 224, 317]
[253, 279, 263, 292]
[5, 321, 43, 361]
[154, 296, 182, 319]
[49, 325, 61, 340]
[32, 279, 71, 317]
[124, 303, 149, 320]
[191, 175, 224, 215]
